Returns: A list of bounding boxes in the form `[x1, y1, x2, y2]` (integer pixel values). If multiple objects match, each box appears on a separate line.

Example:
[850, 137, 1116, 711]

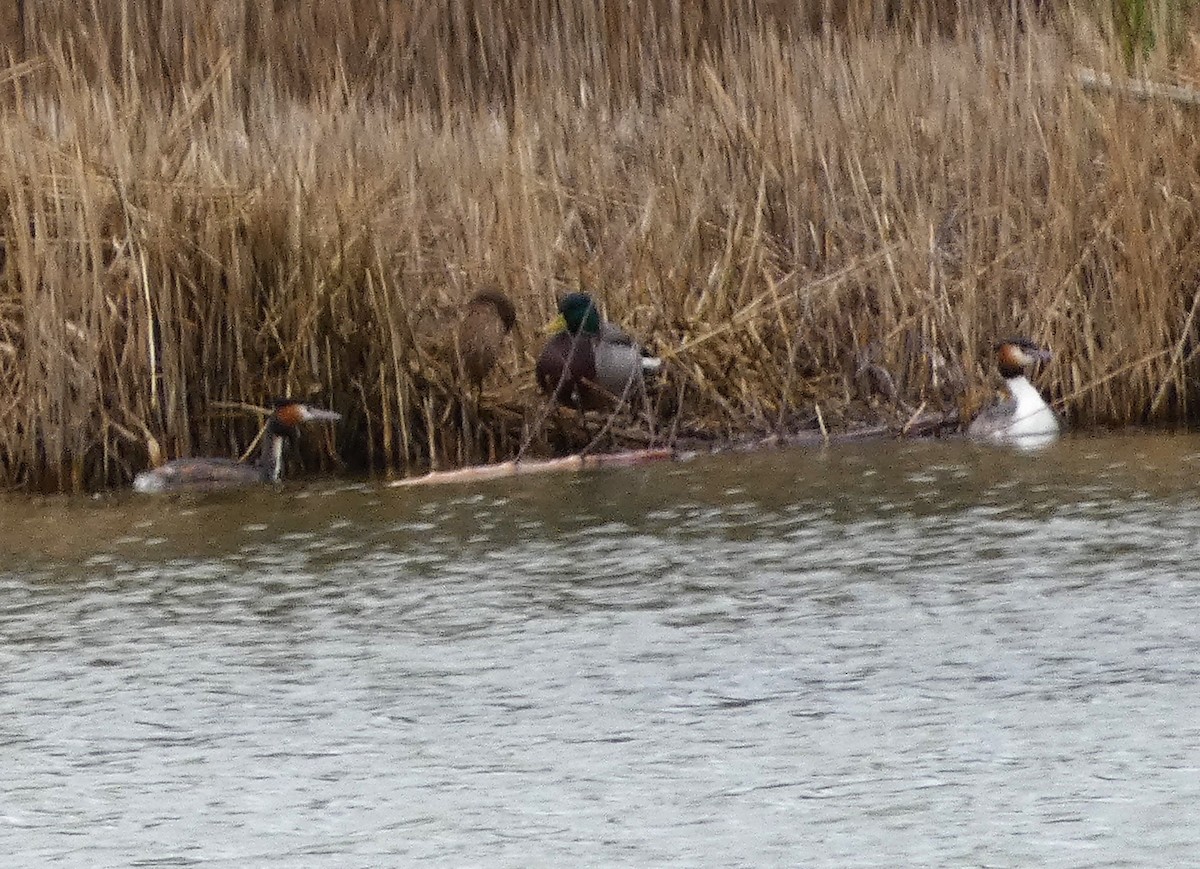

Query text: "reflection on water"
[3, 434, 1200, 866]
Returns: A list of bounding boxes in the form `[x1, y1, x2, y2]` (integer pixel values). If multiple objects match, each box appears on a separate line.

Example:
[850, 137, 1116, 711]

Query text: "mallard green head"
[545, 292, 602, 336]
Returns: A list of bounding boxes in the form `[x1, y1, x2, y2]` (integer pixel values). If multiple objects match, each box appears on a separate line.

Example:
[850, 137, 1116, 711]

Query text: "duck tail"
[641, 355, 663, 374]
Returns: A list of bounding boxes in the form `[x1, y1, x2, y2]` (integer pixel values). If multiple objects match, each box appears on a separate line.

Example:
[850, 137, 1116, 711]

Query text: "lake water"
[2, 434, 1199, 867]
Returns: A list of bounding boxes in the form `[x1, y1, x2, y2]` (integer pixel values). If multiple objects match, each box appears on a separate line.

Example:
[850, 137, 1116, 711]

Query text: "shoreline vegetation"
[2, 1, 1200, 492]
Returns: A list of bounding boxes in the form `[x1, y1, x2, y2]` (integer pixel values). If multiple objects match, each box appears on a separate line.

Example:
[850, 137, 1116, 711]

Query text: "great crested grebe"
[536, 292, 662, 409]
[967, 337, 1060, 446]
[132, 399, 341, 493]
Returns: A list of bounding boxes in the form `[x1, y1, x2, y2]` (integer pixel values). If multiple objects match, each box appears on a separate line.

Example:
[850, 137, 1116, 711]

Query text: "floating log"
[389, 447, 676, 487]
[713, 411, 959, 455]
[389, 411, 959, 488]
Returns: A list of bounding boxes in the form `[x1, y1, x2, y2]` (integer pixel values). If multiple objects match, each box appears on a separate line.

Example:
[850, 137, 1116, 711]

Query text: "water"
[3, 434, 1200, 867]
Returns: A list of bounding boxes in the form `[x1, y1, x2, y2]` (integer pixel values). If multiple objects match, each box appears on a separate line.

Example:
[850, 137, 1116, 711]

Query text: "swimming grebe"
[536, 292, 662, 409]
[132, 399, 341, 493]
[967, 338, 1060, 446]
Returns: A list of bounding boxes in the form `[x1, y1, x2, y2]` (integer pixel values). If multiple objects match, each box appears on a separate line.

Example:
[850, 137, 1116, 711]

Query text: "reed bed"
[1, 1, 1199, 491]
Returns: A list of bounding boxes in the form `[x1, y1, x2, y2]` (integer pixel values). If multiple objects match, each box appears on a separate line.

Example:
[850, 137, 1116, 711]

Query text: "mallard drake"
[535, 292, 661, 409]
[133, 399, 341, 493]
[456, 288, 517, 395]
[966, 337, 1060, 446]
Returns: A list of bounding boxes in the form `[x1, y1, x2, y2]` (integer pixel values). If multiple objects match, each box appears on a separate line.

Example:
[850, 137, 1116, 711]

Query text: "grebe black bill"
[132, 399, 341, 494]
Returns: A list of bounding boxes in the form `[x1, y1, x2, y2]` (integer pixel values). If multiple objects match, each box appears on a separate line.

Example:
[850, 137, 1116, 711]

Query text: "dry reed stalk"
[0, 3, 1199, 490]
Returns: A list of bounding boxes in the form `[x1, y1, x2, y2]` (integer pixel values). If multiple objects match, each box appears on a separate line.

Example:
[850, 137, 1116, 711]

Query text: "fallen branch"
[1075, 66, 1200, 107]
[716, 410, 959, 454]
[389, 410, 961, 488]
[389, 447, 676, 487]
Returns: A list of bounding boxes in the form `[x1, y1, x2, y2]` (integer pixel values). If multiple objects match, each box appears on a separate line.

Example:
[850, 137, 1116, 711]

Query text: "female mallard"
[967, 337, 1060, 447]
[456, 288, 517, 396]
[535, 292, 661, 409]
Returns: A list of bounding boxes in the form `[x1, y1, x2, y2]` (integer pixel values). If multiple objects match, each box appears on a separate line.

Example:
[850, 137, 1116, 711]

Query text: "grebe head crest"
[994, 338, 1052, 378]
[269, 398, 342, 439]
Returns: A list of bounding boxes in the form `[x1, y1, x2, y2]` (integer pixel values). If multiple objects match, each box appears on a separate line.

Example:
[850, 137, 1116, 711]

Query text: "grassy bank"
[1, 2, 1199, 491]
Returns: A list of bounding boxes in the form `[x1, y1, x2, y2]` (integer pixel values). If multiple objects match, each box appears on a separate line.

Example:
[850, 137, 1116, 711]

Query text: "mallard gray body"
[535, 293, 661, 408]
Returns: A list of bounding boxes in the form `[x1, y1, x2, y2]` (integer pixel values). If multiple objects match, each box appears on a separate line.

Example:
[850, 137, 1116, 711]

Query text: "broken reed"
[1, 1, 1199, 491]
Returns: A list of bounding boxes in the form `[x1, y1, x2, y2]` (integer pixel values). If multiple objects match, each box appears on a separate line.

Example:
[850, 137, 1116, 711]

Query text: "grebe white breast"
[967, 338, 1060, 448]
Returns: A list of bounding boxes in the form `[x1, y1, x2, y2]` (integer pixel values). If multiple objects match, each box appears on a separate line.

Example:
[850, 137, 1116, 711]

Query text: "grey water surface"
[2, 435, 1199, 867]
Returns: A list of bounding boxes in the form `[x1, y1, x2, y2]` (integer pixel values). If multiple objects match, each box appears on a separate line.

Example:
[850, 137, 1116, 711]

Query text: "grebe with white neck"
[132, 399, 341, 493]
[967, 338, 1060, 448]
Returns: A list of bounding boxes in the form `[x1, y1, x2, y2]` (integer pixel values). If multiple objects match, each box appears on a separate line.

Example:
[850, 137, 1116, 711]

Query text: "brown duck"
[456, 289, 517, 397]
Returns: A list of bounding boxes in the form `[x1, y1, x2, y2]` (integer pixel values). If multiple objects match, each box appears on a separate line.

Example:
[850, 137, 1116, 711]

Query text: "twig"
[1075, 66, 1200, 108]
[901, 401, 928, 436]
[1053, 350, 1171, 408]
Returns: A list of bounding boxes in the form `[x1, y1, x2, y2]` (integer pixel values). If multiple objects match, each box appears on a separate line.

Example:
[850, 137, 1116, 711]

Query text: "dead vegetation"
[1, 1, 1200, 490]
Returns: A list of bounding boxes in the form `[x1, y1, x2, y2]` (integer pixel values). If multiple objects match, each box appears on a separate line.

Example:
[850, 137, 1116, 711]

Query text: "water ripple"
[1, 435, 1199, 866]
